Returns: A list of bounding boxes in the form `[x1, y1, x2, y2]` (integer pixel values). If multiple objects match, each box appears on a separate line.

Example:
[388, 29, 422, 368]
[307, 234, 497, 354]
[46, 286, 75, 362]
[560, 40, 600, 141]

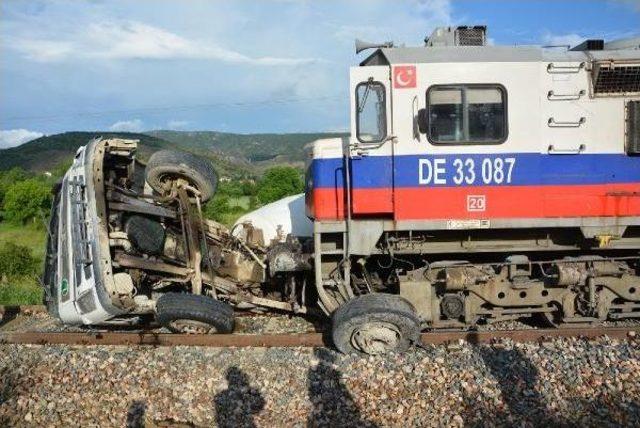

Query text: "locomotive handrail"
[547, 144, 586, 155]
[547, 62, 585, 74]
[350, 135, 395, 157]
[548, 117, 586, 128]
[547, 89, 586, 101]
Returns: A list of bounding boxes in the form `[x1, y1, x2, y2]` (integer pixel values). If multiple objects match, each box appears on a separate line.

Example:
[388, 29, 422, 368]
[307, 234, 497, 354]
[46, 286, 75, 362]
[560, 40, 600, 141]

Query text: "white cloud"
[12, 20, 318, 66]
[109, 119, 144, 132]
[332, 0, 452, 45]
[14, 40, 74, 62]
[0, 129, 44, 149]
[167, 120, 189, 130]
[416, 0, 453, 24]
[0, 0, 455, 133]
[541, 32, 585, 48]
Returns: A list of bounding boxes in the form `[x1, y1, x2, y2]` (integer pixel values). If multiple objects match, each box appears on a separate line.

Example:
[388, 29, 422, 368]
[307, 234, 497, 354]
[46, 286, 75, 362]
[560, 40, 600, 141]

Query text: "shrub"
[256, 166, 304, 204]
[3, 178, 52, 224]
[241, 180, 257, 196]
[204, 195, 231, 221]
[0, 242, 38, 277]
[0, 167, 28, 206]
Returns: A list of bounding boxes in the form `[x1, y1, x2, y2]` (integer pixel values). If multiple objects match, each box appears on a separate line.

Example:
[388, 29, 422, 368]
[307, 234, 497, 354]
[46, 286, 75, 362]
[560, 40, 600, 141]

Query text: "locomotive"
[298, 26, 640, 353]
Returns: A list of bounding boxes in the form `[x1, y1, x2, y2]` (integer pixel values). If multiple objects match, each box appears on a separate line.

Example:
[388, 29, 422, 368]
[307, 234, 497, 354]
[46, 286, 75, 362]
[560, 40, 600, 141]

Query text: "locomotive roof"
[360, 43, 640, 66]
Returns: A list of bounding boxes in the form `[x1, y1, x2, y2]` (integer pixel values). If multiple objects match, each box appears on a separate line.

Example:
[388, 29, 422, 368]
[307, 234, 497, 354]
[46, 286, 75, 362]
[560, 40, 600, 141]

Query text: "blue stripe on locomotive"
[311, 153, 640, 189]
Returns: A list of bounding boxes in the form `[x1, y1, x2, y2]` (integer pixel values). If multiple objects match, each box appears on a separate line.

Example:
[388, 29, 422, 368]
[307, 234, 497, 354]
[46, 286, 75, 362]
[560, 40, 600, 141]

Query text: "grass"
[0, 277, 42, 305]
[0, 222, 45, 305]
[216, 196, 252, 226]
[229, 196, 251, 210]
[0, 221, 47, 260]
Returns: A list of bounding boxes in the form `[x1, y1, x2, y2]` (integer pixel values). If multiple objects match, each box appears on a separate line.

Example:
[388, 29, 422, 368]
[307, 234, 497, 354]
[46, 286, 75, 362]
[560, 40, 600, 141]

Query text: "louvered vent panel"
[594, 64, 640, 94]
[628, 101, 640, 154]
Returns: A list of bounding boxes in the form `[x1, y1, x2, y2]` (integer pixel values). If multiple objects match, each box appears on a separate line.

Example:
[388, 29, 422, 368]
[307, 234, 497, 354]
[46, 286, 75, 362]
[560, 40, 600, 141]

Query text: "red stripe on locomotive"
[311, 183, 640, 220]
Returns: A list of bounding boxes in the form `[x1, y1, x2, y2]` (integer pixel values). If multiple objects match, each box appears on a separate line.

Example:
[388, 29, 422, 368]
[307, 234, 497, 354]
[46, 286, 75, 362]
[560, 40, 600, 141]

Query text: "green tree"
[240, 180, 257, 196]
[256, 166, 304, 204]
[204, 195, 231, 221]
[0, 167, 28, 206]
[217, 181, 244, 198]
[3, 178, 52, 224]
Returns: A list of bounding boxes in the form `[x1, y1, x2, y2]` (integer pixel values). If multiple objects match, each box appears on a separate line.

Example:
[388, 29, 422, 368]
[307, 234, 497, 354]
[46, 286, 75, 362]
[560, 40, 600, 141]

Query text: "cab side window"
[356, 81, 387, 143]
[427, 84, 507, 144]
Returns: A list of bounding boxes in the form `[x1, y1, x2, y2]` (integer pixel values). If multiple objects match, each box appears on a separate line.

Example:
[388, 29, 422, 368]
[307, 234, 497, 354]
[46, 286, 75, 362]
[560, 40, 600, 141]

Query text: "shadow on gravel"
[126, 400, 147, 428]
[214, 366, 265, 428]
[0, 368, 17, 427]
[127, 399, 199, 428]
[473, 345, 564, 426]
[0, 307, 20, 327]
[307, 348, 377, 428]
[462, 335, 640, 427]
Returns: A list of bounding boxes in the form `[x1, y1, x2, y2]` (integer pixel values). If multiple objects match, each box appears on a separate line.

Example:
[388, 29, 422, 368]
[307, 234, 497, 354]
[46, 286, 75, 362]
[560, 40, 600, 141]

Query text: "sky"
[0, 0, 639, 148]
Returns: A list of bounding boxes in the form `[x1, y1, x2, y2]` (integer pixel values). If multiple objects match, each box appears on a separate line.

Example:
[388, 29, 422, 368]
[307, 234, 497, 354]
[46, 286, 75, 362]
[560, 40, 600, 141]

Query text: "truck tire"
[156, 293, 234, 334]
[145, 150, 217, 203]
[331, 294, 420, 355]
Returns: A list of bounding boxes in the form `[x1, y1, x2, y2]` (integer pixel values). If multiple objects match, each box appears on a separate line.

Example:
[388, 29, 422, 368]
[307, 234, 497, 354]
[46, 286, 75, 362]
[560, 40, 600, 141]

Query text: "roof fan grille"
[454, 27, 485, 46]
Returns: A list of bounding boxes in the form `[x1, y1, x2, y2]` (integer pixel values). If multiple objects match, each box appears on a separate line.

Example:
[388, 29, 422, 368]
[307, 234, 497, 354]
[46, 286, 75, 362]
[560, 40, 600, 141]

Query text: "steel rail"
[0, 327, 638, 348]
[0, 305, 287, 318]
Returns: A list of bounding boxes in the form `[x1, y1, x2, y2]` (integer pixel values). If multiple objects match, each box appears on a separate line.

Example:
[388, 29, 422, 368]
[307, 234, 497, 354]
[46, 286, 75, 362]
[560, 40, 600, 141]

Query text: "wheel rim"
[351, 322, 401, 355]
[169, 319, 218, 334]
[157, 174, 190, 191]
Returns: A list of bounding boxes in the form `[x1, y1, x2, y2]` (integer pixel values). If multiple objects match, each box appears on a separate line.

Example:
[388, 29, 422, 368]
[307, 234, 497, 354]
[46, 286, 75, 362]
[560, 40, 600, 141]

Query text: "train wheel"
[331, 294, 420, 355]
[156, 293, 234, 334]
[539, 310, 563, 328]
[539, 303, 598, 329]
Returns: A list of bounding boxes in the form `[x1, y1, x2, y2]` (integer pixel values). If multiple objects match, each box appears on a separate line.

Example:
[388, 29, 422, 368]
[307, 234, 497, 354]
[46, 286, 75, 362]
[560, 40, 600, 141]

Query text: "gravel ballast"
[0, 336, 638, 427]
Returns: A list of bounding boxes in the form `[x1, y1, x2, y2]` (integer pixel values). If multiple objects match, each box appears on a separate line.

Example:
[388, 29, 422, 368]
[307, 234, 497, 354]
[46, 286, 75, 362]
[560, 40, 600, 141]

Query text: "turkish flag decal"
[393, 65, 416, 89]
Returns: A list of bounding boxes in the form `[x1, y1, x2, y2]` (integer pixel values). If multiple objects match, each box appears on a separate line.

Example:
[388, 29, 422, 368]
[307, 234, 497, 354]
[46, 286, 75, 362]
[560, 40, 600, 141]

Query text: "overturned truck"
[45, 26, 640, 354]
[44, 138, 313, 333]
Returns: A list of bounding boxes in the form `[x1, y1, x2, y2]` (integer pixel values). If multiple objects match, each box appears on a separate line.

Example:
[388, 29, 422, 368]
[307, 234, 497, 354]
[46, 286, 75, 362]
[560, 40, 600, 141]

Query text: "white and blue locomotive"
[303, 27, 640, 353]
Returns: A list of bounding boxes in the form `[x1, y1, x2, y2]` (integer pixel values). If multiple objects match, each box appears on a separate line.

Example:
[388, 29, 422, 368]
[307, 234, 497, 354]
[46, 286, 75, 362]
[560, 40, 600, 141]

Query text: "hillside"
[146, 130, 347, 168]
[0, 130, 347, 178]
[0, 132, 255, 179]
[0, 132, 166, 171]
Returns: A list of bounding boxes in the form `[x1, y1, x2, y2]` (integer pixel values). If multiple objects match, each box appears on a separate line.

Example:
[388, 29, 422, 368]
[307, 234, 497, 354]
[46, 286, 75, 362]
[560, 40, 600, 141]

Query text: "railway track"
[1, 305, 638, 348]
[0, 327, 638, 348]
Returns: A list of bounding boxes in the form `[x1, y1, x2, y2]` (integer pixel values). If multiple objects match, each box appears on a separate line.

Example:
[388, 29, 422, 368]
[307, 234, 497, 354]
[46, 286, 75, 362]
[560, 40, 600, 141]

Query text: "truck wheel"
[145, 150, 218, 202]
[156, 293, 234, 334]
[331, 294, 420, 355]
